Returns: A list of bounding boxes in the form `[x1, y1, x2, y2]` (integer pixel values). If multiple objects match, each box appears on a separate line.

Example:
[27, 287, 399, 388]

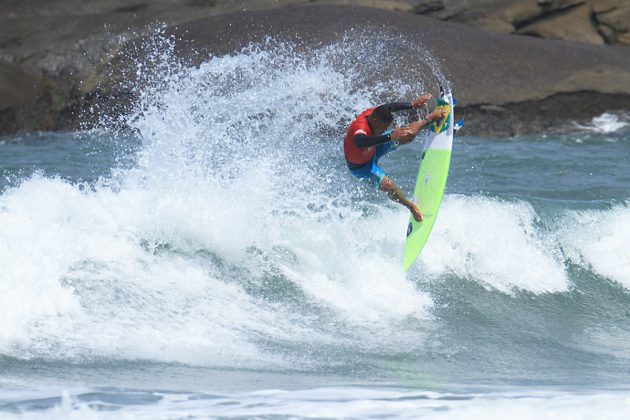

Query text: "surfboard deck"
[403, 91, 454, 271]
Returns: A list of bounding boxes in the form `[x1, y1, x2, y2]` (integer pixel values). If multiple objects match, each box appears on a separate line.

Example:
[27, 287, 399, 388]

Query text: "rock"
[592, 0, 630, 45]
[591, 0, 619, 13]
[537, 0, 585, 11]
[1, 1, 629, 137]
[0, 63, 66, 135]
[315, 0, 415, 12]
[411, 0, 445, 15]
[405, 0, 630, 46]
[503, 0, 584, 29]
[480, 105, 507, 113]
[158, 4, 630, 136]
[597, 24, 616, 44]
[474, 18, 515, 34]
[501, 1, 543, 26]
[517, 4, 605, 44]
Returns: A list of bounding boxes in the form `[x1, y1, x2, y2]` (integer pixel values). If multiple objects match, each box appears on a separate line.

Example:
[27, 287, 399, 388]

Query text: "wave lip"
[560, 204, 630, 289]
[416, 196, 569, 294]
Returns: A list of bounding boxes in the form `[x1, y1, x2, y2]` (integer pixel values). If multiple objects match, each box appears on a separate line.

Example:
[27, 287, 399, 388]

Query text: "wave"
[1, 34, 629, 370]
[558, 204, 630, 289]
[573, 112, 630, 135]
[4, 387, 630, 419]
[1, 169, 627, 367]
[415, 195, 569, 294]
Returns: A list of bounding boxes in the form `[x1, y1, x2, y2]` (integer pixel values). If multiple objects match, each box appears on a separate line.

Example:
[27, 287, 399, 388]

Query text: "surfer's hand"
[411, 94, 432, 108]
[410, 204, 424, 222]
[428, 109, 446, 121]
[391, 127, 415, 144]
[407, 121, 424, 136]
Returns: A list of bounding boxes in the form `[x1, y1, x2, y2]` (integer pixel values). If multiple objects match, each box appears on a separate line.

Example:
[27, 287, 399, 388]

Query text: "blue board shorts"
[347, 141, 397, 189]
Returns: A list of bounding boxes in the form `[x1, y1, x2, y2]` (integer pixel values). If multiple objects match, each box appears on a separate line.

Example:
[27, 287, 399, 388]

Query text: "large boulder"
[0, 1, 629, 137]
[412, 0, 630, 46]
[160, 4, 630, 135]
[517, 4, 605, 45]
[0, 63, 66, 134]
[592, 0, 630, 45]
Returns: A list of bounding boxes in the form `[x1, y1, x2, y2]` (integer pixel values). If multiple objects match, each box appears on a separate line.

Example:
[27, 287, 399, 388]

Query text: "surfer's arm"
[380, 102, 413, 113]
[379, 95, 433, 113]
[353, 133, 392, 148]
[355, 126, 420, 148]
[353, 98, 441, 148]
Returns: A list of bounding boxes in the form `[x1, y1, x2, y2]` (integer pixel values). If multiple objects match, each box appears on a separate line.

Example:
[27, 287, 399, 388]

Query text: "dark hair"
[372, 105, 393, 124]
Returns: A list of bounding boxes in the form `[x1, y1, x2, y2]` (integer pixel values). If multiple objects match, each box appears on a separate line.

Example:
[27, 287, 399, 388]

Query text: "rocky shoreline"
[1, 0, 629, 137]
[413, 0, 630, 47]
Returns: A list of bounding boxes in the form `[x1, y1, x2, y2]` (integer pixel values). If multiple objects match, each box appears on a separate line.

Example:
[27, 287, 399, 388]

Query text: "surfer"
[344, 94, 446, 221]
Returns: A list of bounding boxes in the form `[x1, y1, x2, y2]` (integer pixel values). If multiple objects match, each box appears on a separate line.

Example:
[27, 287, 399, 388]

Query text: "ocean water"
[1, 35, 630, 419]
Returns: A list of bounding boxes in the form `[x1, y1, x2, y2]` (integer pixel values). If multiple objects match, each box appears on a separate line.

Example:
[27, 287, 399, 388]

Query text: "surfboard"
[403, 90, 455, 271]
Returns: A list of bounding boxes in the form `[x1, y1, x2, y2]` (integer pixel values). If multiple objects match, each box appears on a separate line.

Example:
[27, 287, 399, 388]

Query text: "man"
[344, 94, 446, 221]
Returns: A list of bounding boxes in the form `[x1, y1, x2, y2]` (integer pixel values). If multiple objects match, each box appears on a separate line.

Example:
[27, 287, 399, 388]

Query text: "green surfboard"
[403, 91, 454, 271]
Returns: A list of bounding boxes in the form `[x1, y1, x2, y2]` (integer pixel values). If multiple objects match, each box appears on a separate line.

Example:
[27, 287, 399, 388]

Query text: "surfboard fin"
[454, 118, 465, 132]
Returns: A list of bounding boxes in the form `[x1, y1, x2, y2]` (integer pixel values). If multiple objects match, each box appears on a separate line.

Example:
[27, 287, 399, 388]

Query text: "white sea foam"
[559, 204, 630, 289]
[0, 36, 439, 366]
[0, 157, 433, 366]
[573, 112, 629, 134]
[2, 33, 627, 371]
[3, 387, 630, 419]
[416, 195, 569, 294]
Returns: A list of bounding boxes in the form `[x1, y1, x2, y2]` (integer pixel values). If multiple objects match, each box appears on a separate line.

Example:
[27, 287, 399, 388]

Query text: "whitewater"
[1, 34, 630, 418]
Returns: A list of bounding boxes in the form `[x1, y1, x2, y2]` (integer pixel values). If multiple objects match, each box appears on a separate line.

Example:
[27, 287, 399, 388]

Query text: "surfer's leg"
[378, 176, 424, 222]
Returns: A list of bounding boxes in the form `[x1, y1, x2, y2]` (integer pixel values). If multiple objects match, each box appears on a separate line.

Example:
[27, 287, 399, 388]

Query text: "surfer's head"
[368, 105, 393, 134]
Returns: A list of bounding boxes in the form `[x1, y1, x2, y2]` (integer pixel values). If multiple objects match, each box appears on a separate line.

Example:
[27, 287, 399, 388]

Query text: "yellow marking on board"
[430, 103, 451, 134]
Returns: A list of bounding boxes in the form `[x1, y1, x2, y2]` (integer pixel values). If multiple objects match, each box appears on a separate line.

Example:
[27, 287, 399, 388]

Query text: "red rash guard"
[343, 102, 413, 167]
[343, 107, 376, 166]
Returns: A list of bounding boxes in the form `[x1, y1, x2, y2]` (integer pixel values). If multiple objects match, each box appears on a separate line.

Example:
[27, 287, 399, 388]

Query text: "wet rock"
[0, 63, 66, 135]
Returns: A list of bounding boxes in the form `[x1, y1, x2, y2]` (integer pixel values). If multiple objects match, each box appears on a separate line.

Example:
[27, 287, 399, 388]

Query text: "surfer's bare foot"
[410, 205, 424, 222]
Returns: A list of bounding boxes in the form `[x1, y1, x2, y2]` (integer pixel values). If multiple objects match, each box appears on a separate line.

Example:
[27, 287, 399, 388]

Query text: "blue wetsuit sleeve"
[380, 102, 413, 112]
[352, 102, 411, 149]
[354, 133, 392, 148]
